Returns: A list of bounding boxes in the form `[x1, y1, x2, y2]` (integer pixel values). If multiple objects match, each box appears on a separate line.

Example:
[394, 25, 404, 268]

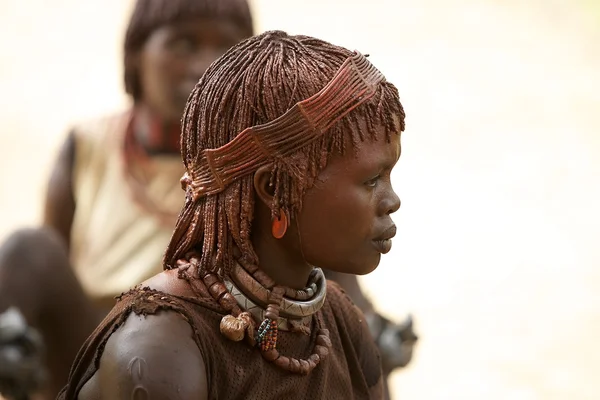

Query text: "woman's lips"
[373, 225, 396, 254]
[372, 239, 393, 254]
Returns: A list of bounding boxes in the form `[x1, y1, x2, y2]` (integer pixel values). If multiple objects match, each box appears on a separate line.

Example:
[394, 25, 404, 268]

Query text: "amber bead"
[315, 345, 329, 359]
[219, 315, 247, 342]
[274, 355, 291, 369]
[289, 358, 301, 373]
[219, 292, 238, 310]
[298, 359, 310, 375]
[238, 258, 259, 273]
[203, 274, 219, 288]
[316, 334, 332, 348]
[254, 270, 276, 288]
[208, 282, 228, 300]
[318, 329, 330, 337]
[308, 353, 320, 365]
[262, 349, 280, 362]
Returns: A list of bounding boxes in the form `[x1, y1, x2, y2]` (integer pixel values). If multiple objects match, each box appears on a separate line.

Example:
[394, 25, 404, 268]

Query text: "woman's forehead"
[353, 130, 401, 163]
[352, 114, 401, 156]
[325, 127, 401, 174]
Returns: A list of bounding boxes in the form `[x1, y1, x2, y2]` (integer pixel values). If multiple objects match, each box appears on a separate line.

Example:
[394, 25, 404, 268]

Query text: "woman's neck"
[251, 225, 313, 290]
[133, 104, 181, 154]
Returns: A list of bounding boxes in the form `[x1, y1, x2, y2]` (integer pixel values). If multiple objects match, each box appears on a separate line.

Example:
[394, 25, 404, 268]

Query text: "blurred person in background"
[0, 0, 254, 397]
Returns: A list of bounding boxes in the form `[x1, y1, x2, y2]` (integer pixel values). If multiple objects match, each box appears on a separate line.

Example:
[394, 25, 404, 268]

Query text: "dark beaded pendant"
[257, 318, 278, 351]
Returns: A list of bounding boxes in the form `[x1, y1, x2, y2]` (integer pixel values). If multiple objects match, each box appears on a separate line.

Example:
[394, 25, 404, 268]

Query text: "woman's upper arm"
[90, 311, 208, 400]
[43, 132, 76, 246]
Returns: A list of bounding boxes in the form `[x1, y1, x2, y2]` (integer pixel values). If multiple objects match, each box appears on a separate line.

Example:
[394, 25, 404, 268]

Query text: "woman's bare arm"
[43, 132, 76, 248]
[79, 311, 208, 400]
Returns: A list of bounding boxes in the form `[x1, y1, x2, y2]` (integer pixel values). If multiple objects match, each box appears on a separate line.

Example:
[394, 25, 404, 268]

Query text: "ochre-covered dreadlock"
[164, 31, 405, 278]
[123, 0, 254, 100]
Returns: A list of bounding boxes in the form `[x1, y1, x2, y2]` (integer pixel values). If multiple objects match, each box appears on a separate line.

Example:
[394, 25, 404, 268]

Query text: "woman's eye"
[365, 175, 380, 188]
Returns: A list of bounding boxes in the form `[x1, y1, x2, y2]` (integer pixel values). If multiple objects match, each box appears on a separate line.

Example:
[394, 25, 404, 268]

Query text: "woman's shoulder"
[72, 271, 217, 399]
[121, 269, 223, 317]
[78, 308, 208, 400]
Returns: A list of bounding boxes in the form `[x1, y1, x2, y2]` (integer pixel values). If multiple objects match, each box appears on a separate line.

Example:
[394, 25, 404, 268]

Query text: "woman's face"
[137, 17, 248, 122]
[296, 118, 402, 275]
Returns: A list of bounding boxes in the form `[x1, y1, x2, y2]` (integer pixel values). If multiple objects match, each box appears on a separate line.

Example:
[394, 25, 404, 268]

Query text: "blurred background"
[0, 0, 599, 398]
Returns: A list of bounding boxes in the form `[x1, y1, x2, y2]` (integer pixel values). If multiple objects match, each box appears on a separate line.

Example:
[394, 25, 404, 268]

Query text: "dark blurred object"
[0, 308, 47, 400]
[367, 313, 419, 372]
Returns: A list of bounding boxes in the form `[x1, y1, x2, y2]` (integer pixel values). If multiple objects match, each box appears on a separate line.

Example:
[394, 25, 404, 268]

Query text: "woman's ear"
[253, 165, 274, 207]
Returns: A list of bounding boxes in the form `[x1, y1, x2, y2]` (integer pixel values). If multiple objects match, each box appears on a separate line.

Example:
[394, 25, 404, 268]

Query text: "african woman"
[60, 31, 406, 399]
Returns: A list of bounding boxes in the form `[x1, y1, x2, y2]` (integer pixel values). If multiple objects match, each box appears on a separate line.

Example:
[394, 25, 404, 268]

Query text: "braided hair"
[165, 31, 405, 279]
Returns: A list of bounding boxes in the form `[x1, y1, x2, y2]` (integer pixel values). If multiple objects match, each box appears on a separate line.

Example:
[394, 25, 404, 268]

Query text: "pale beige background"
[1, 1, 599, 399]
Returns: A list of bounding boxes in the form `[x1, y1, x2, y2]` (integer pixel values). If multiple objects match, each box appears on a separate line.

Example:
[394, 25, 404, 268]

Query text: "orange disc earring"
[272, 210, 288, 239]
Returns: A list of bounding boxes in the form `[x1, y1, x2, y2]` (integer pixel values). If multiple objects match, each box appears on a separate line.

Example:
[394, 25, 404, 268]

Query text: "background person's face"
[137, 17, 248, 122]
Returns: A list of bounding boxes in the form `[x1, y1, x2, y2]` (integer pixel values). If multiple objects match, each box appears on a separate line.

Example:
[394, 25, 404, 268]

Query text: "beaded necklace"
[201, 260, 332, 375]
